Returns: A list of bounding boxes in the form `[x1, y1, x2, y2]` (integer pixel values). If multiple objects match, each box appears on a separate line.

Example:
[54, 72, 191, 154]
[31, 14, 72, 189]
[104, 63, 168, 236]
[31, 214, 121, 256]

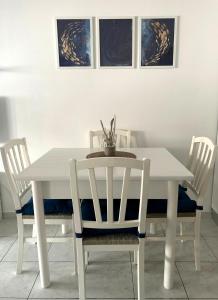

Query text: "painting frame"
[96, 17, 136, 69]
[55, 17, 95, 69]
[137, 16, 178, 69]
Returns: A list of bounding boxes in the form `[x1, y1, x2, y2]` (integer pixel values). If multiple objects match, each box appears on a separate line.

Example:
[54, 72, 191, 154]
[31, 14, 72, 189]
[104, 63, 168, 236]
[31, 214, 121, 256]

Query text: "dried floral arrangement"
[100, 115, 116, 147]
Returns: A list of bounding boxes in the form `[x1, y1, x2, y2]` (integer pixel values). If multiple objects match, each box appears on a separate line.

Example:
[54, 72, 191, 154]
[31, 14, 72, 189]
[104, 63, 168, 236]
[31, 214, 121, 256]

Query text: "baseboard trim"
[212, 208, 218, 226]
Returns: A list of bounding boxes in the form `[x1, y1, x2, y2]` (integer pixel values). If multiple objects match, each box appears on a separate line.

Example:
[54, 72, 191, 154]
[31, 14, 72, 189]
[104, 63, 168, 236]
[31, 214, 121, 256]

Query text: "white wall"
[0, 0, 218, 212]
[212, 126, 218, 213]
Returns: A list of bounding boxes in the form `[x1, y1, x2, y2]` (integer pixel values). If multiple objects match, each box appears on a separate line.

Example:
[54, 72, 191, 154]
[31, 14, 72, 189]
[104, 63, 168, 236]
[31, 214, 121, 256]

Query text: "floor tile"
[0, 218, 59, 238]
[24, 224, 59, 238]
[177, 262, 218, 298]
[200, 215, 218, 237]
[146, 223, 165, 236]
[130, 238, 216, 263]
[0, 262, 38, 298]
[204, 237, 218, 260]
[89, 250, 131, 262]
[0, 218, 17, 236]
[132, 261, 187, 298]
[86, 261, 134, 299]
[176, 238, 216, 262]
[0, 236, 16, 261]
[48, 241, 75, 262]
[29, 262, 78, 299]
[3, 239, 52, 262]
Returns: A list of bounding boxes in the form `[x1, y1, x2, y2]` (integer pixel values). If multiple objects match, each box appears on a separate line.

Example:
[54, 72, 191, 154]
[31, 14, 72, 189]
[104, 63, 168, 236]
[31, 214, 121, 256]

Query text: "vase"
[104, 145, 116, 156]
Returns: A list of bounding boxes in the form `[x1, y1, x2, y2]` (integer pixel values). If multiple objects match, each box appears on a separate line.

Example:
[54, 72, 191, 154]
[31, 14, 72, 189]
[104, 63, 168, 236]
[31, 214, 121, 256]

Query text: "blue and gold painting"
[99, 19, 133, 67]
[57, 19, 92, 67]
[141, 18, 175, 67]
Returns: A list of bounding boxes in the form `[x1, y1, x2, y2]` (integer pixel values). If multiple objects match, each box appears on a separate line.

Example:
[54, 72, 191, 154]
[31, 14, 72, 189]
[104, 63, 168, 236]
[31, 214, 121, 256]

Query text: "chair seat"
[21, 198, 73, 215]
[83, 233, 139, 245]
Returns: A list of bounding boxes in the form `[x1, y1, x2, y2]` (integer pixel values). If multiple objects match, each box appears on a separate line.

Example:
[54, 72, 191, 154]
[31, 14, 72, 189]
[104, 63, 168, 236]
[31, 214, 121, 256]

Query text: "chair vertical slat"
[12, 146, 26, 192]
[12, 146, 21, 173]
[187, 138, 195, 177]
[196, 150, 211, 193]
[98, 136, 103, 148]
[106, 167, 113, 222]
[17, 145, 28, 190]
[8, 150, 17, 174]
[23, 139, 31, 166]
[17, 144, 25, 170]
[191, 142, 202, 175]
[119, 168, 131, 222]
[88, 169, 102, 223]
[22, 140, 31, 189]
[193, 143, 206, 189]
[126, 132, 131, 148]
[7, 151, 23, 194]
[116, 134, 121, 147]
[194, 145, 209, 191]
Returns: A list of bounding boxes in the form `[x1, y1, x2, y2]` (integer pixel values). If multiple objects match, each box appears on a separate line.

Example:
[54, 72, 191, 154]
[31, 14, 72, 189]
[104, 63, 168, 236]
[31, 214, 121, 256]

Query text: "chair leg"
[150, 223, 156, 234]
[76, 238, 86, 300]
[137, 239, 145, 300]
[133, 250, 137, 265]
[72, 217, 77, 275]
[179, 222, 184, 243]
[85, 251, 89, 266]
[62, 224, 67, 235]
[16, 215, 24, 274]
[31, 224, 37, 244]
[194, 212, 201, 271]
[32, 224, 37, 238]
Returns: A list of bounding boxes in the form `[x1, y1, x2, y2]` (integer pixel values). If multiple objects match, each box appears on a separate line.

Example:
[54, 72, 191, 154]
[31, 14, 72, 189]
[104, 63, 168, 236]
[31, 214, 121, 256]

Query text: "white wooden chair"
[146, 136, 217, 271]
[69, 157, 150, 300]
[0, 138, 77, 274]
[89, 129, 134, 148]
[89, 129, 139, 263]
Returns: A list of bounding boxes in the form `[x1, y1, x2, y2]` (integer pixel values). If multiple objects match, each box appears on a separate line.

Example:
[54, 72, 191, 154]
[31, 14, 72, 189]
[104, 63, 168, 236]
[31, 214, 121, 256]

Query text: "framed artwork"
[97, 17, 135, 68]
[138, 17, 177, 68]
[56, 18, 94, 68]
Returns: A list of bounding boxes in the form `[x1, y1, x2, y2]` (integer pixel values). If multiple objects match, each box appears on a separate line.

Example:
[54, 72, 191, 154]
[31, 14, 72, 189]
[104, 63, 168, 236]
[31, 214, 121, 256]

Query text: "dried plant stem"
[100, 116, 116, 147]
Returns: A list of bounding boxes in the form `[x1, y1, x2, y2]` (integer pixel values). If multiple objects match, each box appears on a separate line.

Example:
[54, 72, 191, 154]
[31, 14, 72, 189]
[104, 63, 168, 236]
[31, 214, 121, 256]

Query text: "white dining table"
[16, 147, 193, 290]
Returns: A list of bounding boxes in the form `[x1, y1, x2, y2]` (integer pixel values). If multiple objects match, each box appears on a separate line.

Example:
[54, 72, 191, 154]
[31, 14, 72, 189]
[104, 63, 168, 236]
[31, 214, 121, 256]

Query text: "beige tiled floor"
[0, 213, 218, 299]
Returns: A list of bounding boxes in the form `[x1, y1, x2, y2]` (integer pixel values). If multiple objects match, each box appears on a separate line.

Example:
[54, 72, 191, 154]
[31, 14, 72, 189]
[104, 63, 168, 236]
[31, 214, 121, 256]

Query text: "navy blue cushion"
[81, 199, 138, 237]
[147, 185, 197, 215]
[80, 185, 197, 237]
[21, 198, 73, 215]
[115, 185, 197, 216]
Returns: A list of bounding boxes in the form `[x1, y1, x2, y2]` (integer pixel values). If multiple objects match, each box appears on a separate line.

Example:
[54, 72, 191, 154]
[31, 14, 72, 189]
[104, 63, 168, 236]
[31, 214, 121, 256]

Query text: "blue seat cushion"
[147, 185, 197, 215]
[21, 198, 73, 215]
[80, 185, 196, 237]
[81, 198, 137, 237]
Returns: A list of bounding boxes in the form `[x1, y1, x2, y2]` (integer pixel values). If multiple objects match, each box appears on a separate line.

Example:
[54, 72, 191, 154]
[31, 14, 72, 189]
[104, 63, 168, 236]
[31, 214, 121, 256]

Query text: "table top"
[16, 147, 193, 181]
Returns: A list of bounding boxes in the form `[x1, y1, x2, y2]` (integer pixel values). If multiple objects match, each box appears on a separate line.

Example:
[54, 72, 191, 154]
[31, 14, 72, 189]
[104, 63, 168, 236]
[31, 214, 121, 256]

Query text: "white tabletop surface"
[16, 148, 193, 182]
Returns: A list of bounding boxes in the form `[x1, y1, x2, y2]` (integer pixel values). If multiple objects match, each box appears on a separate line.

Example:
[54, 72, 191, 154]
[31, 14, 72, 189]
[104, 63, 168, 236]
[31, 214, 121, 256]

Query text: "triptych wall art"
[56, 17, 177, 69]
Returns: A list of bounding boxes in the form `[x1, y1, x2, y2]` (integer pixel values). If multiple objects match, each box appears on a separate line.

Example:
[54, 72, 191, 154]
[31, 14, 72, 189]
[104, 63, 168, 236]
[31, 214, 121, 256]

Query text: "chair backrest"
[69, 157, 150, 236]
[0, 138, 31, 210]
[89, 129, 133, 148]
[184, 136, 217, 199]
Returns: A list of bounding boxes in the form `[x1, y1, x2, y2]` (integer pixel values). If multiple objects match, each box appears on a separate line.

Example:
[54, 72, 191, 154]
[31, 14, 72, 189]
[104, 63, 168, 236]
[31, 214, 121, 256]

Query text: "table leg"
[32, 181, 50, 288]
[164, 181, 178, 289]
